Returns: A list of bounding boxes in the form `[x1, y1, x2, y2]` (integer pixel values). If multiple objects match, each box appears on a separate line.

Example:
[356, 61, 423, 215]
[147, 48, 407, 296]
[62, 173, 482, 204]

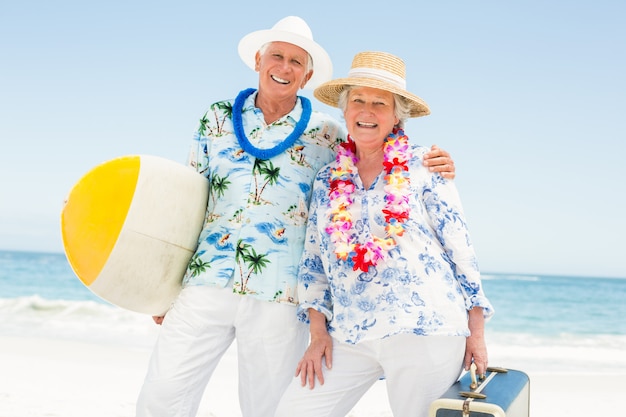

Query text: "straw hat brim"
[314, 77, 431, 118]
[238, 30, 333, 89]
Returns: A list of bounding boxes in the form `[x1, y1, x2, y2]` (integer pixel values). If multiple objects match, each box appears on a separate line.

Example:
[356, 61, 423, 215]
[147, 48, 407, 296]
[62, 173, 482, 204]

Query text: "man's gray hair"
[259, 42, 314, 73]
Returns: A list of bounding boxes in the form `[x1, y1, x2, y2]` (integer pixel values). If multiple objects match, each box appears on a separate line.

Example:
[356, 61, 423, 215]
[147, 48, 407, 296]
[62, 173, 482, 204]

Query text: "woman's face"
[344, 86, 399, 147]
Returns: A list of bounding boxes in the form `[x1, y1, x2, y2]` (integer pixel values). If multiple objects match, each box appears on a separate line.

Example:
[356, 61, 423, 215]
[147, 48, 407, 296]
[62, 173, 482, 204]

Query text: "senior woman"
[275, 51, 494, 417]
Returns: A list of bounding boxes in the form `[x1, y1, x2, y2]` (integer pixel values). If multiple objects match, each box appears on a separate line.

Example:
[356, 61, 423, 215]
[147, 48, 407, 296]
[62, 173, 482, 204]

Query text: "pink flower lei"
[326, 128, 412, 272]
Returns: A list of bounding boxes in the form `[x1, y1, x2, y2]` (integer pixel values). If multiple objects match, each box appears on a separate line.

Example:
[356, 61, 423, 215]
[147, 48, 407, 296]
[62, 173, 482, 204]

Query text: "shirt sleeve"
[186, 109, 212, 176]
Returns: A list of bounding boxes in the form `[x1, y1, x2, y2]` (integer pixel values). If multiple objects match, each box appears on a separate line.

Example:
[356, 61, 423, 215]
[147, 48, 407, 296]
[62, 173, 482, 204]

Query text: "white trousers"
[136, 285, 308, 417]
[276, 333, 465, 417]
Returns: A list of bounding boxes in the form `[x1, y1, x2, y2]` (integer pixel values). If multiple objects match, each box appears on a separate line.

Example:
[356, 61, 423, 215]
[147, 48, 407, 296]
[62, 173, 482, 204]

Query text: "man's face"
[255, 41, 313, 100]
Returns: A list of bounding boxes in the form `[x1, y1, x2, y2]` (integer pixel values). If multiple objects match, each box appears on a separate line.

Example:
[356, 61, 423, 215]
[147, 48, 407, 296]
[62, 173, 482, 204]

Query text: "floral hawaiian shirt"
[297, 143, 494, 344]
[182, 90, 345, 305]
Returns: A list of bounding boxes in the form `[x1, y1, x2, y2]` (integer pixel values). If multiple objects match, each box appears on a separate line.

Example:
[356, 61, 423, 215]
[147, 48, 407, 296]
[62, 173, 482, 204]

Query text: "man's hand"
[423, 145, 456, 180]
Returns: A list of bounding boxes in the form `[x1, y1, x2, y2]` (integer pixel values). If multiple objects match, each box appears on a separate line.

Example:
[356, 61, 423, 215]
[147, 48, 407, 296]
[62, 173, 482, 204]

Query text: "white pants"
[275, 333, 465, 417]
[136, 285, 308, 417]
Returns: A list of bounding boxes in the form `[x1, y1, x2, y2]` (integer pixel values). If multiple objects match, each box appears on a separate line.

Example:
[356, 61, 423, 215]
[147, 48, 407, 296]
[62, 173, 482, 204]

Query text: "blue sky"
[1, 1, 625, 278]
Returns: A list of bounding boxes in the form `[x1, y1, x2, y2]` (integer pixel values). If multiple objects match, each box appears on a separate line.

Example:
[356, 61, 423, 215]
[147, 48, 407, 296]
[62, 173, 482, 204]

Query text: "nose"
[361, 103, 376, 114]
[279, 58, 292, 72]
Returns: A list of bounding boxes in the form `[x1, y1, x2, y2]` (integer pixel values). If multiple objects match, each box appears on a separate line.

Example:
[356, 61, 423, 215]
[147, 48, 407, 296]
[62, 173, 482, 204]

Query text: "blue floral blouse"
[297, 143, 494, 344]
[183, 90, 345, 305]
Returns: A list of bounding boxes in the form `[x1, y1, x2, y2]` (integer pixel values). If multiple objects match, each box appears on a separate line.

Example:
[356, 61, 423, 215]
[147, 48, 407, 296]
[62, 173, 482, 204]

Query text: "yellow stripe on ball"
[61, 156, 140, 286]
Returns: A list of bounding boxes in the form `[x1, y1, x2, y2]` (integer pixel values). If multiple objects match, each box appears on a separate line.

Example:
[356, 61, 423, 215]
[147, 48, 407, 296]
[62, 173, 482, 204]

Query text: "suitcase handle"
[462, 364, 510, 398]
[469, 363, 509, 388]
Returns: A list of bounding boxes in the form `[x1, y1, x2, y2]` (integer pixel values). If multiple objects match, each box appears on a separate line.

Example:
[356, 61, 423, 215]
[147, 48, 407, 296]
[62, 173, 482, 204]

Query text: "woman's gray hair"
[337, 86, 411, 128]
[259, 42, 314, 73]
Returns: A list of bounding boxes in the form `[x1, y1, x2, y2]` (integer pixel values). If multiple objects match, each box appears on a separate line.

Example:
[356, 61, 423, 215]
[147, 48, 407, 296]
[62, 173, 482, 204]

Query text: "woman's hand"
[423, 145, 456, 180]
[152, 315, 165, 325]
[464, 307, 488, 376]
[296, 309, 333, 389]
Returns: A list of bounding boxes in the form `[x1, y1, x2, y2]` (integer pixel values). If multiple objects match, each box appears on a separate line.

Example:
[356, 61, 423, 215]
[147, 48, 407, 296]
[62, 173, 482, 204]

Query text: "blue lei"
[232, 88, 312, 160]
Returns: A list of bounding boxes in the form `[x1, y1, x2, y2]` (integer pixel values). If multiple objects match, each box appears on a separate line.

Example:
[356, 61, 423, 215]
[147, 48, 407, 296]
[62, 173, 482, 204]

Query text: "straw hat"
[238, 16, 333, 89]
[314, 51, 430, 118]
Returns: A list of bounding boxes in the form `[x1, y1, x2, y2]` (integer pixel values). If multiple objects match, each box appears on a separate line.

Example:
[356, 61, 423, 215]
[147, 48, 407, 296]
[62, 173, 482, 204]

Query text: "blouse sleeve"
[420, 159, 494, 320]
[296, 171, 334, 324]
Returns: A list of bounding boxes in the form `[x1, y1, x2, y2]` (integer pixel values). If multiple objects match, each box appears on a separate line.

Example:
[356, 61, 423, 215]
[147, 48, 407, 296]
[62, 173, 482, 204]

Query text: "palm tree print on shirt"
[205, 170, 231, 223]
[187, 252, 211, 278]
[250, 159, 280, 204]
[198, 102, 233, 138]
[234, 239, 269, 294]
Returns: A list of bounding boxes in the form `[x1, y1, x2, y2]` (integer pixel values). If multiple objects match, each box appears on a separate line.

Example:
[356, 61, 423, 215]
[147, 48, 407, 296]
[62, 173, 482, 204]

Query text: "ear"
[300, 69, 313, 89]
[254, 51, 261, 72]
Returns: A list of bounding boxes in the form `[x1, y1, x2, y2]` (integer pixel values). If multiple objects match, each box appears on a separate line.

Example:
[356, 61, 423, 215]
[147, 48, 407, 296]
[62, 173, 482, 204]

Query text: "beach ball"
[61, 155, 208, 315]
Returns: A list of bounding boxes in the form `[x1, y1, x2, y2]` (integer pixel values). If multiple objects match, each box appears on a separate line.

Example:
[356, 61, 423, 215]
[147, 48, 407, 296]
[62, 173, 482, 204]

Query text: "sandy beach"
[1, 334, 623, 417]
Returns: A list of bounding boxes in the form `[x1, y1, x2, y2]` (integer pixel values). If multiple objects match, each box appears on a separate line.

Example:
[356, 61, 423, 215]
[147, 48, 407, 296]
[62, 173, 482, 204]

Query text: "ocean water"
[1, 250, 626, 373]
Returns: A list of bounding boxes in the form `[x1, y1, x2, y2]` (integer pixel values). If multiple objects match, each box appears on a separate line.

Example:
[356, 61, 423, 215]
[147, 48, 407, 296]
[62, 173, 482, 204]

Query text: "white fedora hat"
[314, 51, 430, 118]
[238, 16, 333, 89]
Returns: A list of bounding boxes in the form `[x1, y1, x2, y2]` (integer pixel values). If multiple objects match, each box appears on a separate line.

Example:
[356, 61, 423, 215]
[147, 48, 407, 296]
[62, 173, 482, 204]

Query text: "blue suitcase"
[429, 366, 530, 417]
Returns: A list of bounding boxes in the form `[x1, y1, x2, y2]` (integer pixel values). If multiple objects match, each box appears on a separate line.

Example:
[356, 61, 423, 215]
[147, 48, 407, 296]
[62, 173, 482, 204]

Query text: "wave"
[486, 330, 626, 373]
[481, 273, 540, 282]
[0, 296, 159, 348]
[1, 295, 128, 317]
